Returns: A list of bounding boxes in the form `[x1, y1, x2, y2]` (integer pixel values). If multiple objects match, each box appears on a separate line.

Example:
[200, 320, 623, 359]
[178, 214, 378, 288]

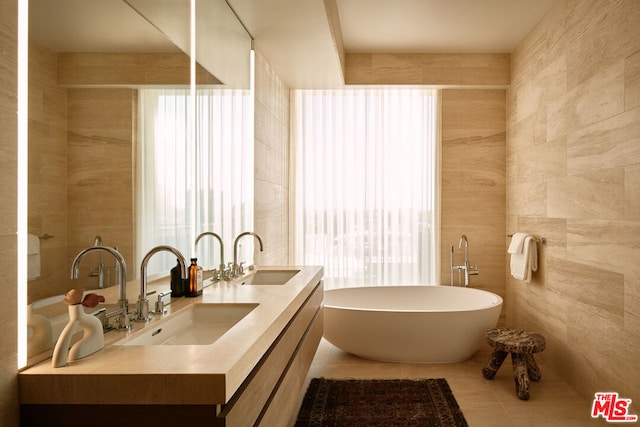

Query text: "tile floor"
[300, 338, 611, 426]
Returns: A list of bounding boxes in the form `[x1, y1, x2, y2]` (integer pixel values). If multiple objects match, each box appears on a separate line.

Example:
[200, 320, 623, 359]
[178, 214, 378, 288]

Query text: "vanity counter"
[19, 265, 323, 408]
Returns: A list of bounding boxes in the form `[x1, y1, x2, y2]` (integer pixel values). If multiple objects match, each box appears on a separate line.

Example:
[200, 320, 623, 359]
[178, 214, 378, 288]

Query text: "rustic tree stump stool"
[482, 328, 546, 400]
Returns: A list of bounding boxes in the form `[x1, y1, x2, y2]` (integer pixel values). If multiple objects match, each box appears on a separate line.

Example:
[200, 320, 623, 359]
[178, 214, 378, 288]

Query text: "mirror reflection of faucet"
[87, 236, 121, 290]
[194, 232, 225, 282]
[71, 246, 130, 330]
[232, 232, 264, 278]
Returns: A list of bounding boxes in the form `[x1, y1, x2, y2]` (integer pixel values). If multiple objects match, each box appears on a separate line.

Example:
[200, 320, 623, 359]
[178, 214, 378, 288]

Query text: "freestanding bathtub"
[323, 285, 503, 363]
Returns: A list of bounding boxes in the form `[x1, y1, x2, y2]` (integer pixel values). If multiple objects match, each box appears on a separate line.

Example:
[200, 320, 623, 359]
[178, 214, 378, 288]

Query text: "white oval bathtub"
[323, 285, 503, 363]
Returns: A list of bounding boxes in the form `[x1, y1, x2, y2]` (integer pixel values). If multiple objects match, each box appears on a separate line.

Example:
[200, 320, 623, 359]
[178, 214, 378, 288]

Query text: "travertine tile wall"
[507, 0, 640, 402]
[441, 90, 506, 303]
[345, 53, 510, 86]
[27, 43, 69, 302]
[27, 43, 137, 296]
[254, 50, 290, 265]
[66, 88, 136, 289]
[0, 0, 19, 424]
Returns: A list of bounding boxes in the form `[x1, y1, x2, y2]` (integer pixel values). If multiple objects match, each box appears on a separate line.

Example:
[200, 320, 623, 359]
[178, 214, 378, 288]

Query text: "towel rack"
[508, 233, 546, 245]
[38, 233, 55, 240]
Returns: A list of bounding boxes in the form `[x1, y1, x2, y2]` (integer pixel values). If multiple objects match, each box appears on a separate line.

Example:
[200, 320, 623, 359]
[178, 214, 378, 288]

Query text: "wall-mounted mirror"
[26, 0, 253, 364]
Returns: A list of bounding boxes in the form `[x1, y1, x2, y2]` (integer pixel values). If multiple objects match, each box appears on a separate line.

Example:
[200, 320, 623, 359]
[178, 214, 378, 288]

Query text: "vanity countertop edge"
[18, 265, 324, 406]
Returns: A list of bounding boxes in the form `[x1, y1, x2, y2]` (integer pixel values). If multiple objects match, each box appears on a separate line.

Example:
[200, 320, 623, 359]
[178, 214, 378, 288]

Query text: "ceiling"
[29, 0, 559, 89]
[230, 0, 559, 88]
[337, 0, 559, 52]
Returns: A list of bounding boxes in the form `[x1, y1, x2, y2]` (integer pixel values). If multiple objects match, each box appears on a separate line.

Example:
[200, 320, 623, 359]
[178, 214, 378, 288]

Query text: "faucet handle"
[152, 290, 172, 314]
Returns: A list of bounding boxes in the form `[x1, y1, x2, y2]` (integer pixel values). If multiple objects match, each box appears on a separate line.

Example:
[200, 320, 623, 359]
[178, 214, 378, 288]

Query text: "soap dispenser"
[170, 258, 186, 297]
[186, 258, 203, 297]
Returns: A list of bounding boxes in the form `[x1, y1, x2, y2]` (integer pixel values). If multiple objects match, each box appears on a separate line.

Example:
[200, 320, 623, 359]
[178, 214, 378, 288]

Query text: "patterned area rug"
[295, 378, 468, 427]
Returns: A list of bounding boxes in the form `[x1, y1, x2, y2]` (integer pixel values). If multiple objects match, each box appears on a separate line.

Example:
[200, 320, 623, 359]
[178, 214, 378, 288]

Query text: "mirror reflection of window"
[137, 89, 255, 275]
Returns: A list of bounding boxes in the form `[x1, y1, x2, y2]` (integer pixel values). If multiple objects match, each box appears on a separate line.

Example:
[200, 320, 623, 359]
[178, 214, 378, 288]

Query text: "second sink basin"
[240, 269, 300, 285]
[116, 303, 258, 346]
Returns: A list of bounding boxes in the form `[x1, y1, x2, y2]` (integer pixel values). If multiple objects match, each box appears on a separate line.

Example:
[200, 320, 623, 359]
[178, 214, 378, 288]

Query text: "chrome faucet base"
[135, 298, 150, 322]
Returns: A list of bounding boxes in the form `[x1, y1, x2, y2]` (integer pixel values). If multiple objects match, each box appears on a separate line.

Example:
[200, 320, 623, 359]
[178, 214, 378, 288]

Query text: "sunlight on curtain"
[137, 89, 253, 276]
[292, 88, 437, 289]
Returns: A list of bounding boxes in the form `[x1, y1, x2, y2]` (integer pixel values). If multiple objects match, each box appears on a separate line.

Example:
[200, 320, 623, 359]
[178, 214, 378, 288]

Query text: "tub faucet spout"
[457, 234, 478, 287]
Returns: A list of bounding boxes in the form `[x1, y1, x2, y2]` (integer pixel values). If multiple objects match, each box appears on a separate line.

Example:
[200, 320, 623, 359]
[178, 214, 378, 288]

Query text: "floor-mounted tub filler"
[323, 285, 502, 363]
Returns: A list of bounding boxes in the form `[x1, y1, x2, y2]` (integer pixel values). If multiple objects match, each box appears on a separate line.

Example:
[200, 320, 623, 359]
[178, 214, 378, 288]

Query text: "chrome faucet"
[71, 246, 129, 329]
[232, 232, 264, 278]
[137, 245, 188, 321]
[194, 232, 225, 280]
[457, 234, 478, 287]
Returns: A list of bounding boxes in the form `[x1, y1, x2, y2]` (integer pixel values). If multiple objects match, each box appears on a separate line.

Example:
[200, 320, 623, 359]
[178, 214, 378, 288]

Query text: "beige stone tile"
[565, 0, 638, 90]
[546, 91, 569, 141]
[567, 107, 640, 175]
[566, 60, 626, 132]
[625, 164, 640, 220]
[442, 89, 506, 130]
[515, 55, 567, 125]
[57, 52, 202, 86]
[510, 0, 566, 88]
[504, 402, 607, 426]
[509, 108, 547, 151]
[626, 49, 640, 111]
[512, 137, 567, 183]
[624, 267, 640, 341]
[547, 256, 624, 325]
[547, 168, 625, 220]
[567, 219, 640, 274]
[567, 303, 629, 385]
[461, 403, 513, 427]
[507, 181, 547, 217]
[253, 53, 289, 266]
[345, 53, 510, 86]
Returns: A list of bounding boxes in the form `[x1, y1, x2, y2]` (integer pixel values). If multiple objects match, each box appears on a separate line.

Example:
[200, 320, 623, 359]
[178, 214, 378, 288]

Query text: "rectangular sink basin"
[116, 303, 258, 346]
[240, 269, 300, 285]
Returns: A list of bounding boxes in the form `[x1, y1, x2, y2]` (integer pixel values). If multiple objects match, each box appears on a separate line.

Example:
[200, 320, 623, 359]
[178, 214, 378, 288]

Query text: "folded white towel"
[28, 233, 40, 255]
[510, 235, 538, 283]
[508, 232, 528, 254]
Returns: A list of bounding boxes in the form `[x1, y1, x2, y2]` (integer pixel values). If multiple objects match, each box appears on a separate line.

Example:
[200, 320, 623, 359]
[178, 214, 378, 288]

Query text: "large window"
[137, 89, 253, 275]
[291, 88, 438, 289]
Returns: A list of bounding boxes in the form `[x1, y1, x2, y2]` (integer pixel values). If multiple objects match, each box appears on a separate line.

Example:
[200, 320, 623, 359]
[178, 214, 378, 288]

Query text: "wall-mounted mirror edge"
[24, 0, 254, 367]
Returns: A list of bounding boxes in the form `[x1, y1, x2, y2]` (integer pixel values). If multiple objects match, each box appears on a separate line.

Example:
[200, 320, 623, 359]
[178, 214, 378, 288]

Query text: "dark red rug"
[295, 378, 468, 426]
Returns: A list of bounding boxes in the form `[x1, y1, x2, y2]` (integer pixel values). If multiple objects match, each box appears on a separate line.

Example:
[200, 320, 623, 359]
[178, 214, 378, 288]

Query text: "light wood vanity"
[19, 266, 324, 426]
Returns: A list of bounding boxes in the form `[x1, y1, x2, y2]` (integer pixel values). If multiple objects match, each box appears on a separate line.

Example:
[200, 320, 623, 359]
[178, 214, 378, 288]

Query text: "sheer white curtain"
[137, 89, 253, 276]
[291, 88, 437, 289]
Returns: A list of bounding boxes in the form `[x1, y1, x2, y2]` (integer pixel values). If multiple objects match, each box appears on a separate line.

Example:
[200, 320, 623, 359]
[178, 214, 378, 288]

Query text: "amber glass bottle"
[186, 258, 203, 297]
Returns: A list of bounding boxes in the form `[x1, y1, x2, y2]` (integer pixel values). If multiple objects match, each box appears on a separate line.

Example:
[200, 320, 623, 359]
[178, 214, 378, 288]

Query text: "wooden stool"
[482, 328, 546, 400]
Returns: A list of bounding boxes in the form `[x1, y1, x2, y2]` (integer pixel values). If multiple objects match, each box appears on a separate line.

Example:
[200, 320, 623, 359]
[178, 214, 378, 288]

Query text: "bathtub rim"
[324, 285, 503, 313]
